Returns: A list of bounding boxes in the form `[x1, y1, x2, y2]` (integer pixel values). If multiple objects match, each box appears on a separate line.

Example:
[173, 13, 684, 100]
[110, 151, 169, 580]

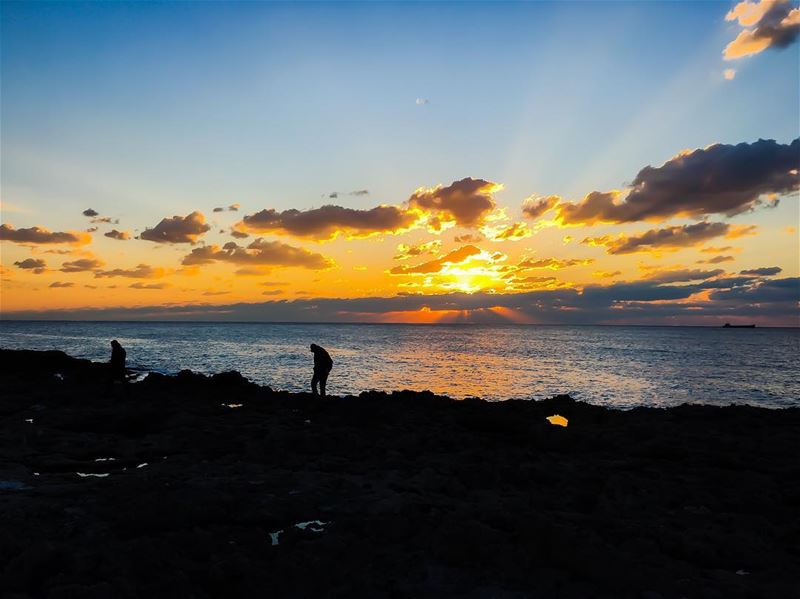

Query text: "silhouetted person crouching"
[107, 339, 130, 397]
[310, 343, 333, 397]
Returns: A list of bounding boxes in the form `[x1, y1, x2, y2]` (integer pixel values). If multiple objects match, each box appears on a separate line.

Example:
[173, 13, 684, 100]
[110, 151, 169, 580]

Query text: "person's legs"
[311, 372, 320, 395]
[319, 372, 328, 398]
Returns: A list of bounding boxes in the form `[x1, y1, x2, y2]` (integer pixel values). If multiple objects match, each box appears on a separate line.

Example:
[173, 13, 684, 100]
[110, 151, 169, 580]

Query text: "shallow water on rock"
[1, 321, 798, 407]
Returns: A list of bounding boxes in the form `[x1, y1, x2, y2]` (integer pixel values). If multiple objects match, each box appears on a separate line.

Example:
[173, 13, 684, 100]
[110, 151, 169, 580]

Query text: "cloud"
[239, 204, 418, 241]
[453, 233, 484, 243]
[213, 204, 240, 213]
[740, 266, 783, 276]
[182, 239, 334, 270]
[696, 255, 735, 264]
[415, 98, 429, 105]
[104, 229, 131, 241]
[14, 258, 47, 274]
[408, 178, 501, 229]
[582, 222, 736, 254]
[12, 277, 797, 326]
[91, 217, 118, 224]
[350, 190, 369, 196]
[394, 240, 442, 260]
[724, 0, 800, 60]
[516, 257, 594, 271]
[724, 68, 737, 80]
[0, 224, 91, 245]
[140, 211, 211, 244]
[60, 258, 104, 273]
[521, 195, 559, 220]
[95, 264, 166, 279]
[202, 291, 230, 296]
[129, 282, 169, 290]
[82, 208, 99, 217]
[262, 290, 283, 296]
[49, 281, 74, 288]
[593, 270, 621, 279]
[484, 221, 532, 241]
[643, 268, 724, 284]
[389, 245, 483, 275]
[552, 139, 799, 225]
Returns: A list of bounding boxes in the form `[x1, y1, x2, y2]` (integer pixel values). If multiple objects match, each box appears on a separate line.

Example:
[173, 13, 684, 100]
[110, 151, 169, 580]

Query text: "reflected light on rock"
[546, 414, 568, 427]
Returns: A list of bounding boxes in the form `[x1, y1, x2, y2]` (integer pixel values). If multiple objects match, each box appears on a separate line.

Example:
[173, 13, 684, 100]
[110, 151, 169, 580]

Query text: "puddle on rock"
[295, 520, 329, 532]
[77, 472, 109, 478]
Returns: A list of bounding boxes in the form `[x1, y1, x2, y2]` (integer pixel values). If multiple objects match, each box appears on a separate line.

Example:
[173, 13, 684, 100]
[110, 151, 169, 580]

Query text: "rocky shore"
[1, 349, 798, 598]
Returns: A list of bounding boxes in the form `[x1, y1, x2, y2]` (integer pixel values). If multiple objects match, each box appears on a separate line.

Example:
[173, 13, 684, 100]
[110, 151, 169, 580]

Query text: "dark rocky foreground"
[1, 349, 798, 599]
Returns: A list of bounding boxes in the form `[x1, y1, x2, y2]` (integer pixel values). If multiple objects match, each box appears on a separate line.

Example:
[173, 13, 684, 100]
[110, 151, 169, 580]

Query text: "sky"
[1, 0, 798, 325]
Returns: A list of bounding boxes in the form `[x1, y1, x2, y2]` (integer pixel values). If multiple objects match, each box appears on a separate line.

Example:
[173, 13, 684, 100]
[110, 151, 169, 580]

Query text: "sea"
[1, 321, 798, 408]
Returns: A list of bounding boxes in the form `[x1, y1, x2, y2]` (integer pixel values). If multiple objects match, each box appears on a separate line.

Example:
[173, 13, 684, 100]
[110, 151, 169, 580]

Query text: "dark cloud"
[230, 229, 250, 239]
[129, 282, 169, 290]
[14, 258, 47, 274]
[202, 291, 230, 296]
[725, 0, 800, 59]
[487, 222, 531, 241]
[91, 217, 118, 224]
[49, 281, 74, 288]
[740, 266, 783, 276]
[182, 239, 334, 270]
[350, 190, 369, 196]
[6, 277, 798, 326]
[582, 222, 734, 255]
[521, 195, 559, 220]
[643, 268, 724, 284]
[389, 245, 482, 275]
[453, 233, 484, 244]
[696, 255, 735, 264]
[104, 229, 131, 241]
[408, 177, 499, 228]
[516, 257, 594, 271]
[95, 264, 166, 279]
[140, 211, 210, 244]
[82, 209, 99, 217]
[60, 258, 104, 273]
[393, 240, 442, 260]
[709, 277, 798, 303]
[239, 205, 418, 241]
[554, 139, 799, 225]
[213, 204, 240, 213]
[0, 224, 90, 245]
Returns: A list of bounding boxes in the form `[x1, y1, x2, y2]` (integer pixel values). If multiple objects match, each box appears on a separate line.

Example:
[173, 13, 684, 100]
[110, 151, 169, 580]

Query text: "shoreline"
[1, 349, 799, 597]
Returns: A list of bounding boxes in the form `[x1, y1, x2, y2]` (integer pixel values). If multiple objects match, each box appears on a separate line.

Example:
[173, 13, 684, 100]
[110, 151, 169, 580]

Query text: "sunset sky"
[1, 1, 798, 324]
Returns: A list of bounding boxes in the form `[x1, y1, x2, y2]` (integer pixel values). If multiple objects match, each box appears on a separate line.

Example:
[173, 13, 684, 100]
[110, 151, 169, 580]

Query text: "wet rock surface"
[1, 349, 798, 598]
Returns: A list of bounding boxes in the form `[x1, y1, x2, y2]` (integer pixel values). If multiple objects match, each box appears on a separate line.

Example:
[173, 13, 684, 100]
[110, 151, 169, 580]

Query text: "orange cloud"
[104, 229, 131, 241]
[390, 245, 483, 275]
[60, 258, 104, 273]
[408, 177, 501, 229]
[724, 0, 800, 60]
[393, 240, 442, 260]
[551, 139, 798, 225]
[182, 239, 334, 270]
[0, 224, 91, 245]
[582, 222, 735, 254]
[95, 264, 167, 279]
[238, 204, 418, 241]
[140, 211, 210, 244]
[521, 195, 559, 220]
[14, 258, 47, 274]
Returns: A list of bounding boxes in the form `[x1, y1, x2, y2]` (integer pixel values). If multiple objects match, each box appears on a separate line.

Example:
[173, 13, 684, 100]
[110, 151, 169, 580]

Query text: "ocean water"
[1, 321, 798, 408]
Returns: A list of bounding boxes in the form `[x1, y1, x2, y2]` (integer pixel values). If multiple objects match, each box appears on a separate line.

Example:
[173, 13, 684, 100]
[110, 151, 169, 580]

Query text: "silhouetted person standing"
[310, 343, 333, 397]
[107, 339, 129, 397]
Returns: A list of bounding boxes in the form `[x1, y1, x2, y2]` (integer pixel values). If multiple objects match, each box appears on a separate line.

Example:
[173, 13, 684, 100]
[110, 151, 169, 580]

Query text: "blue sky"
[3, 1, 797, 215]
